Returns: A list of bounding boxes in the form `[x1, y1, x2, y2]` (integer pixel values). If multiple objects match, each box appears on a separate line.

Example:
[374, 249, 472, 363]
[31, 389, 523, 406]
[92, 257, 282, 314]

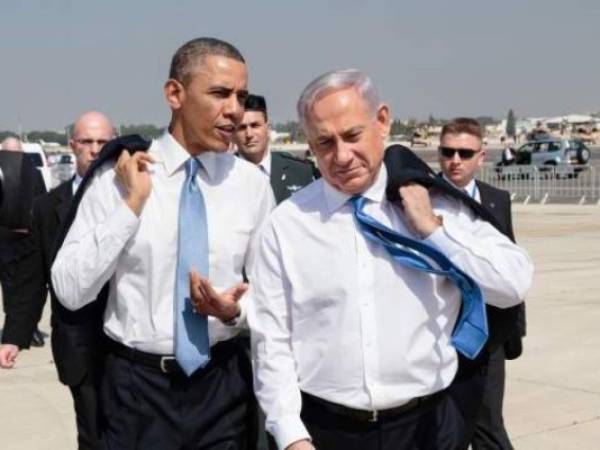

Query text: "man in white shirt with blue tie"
[248, 70, 533, 450]
[52, 38, 275, 450]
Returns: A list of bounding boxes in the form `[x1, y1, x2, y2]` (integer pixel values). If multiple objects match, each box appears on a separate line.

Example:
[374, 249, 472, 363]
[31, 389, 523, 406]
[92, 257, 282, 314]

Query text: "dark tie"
[350, 195, 488, 359]
[174, 158, 210, 375]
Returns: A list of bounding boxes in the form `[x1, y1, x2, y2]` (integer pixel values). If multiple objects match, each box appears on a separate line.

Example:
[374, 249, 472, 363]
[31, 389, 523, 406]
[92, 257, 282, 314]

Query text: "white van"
[21, 143, 52, 190]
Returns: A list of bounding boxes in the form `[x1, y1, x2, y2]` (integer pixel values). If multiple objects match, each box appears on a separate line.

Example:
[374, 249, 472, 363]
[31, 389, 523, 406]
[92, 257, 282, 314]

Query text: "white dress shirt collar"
[156, 131, 220, 182]
[258, 150, 271, 176]
[238, 149, 271, 177]
[323, 163, 388, 213]
[442, 174, 479, 201]
[72, 174, 83, 195]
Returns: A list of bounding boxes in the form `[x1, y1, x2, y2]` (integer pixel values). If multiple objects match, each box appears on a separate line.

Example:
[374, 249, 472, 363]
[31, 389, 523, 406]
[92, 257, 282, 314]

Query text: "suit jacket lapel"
[270, 152, 288, 185]
[54, 180, 73, 223]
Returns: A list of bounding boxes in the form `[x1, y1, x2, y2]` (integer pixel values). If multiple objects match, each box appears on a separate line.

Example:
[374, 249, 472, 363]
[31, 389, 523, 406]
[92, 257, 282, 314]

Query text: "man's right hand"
[115, 150, 155, 216]
[0, 344, 20, 369]
[286, 440, 315, 450]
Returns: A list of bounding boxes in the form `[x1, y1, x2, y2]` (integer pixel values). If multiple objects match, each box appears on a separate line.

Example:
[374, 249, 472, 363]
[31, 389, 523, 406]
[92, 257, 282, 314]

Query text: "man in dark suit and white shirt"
[438, 117, 525, 450]
[0, 111, 115, 450]
[232, 94, 316, 204]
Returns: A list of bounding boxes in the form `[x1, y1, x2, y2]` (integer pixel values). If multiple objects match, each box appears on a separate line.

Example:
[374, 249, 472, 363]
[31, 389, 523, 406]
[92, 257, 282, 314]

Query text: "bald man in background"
[0, 111, 115, 450]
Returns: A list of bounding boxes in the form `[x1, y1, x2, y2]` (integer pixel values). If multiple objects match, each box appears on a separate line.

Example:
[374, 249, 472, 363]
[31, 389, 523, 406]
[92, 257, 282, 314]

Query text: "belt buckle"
[369, 410, 378, 422]
[160, 356, 176, 373]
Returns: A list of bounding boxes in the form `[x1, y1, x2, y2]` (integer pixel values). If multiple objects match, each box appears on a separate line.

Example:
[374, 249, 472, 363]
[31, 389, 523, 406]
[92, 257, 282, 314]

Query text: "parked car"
[22, 143, 52, 190]
[496, 138, 591, 178]
[54, 153, 76, 182]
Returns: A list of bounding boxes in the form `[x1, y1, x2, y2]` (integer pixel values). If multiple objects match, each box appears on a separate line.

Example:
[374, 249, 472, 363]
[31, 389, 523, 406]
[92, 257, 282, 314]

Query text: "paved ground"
[1, 204, 599, 449]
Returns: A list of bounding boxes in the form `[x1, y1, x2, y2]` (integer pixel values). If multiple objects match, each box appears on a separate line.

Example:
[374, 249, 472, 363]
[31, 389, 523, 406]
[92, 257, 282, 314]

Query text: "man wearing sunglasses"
[438, 118, 525, 450]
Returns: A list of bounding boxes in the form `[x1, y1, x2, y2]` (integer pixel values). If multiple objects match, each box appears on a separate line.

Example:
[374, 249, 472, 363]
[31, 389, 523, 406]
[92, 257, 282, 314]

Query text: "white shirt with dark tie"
[52, 132, 275, 355]
[248, 164, 533, 449]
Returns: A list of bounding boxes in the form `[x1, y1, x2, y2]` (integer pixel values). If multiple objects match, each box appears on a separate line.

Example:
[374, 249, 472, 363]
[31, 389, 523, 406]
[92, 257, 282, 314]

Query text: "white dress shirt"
[240, 149, 271, 178]
[52, 132, 275, 354]
[258, 150, 271, 177]
[442, 174, 480, 202]
[72, 174, 83, 195]
[248, 164, 533, 449]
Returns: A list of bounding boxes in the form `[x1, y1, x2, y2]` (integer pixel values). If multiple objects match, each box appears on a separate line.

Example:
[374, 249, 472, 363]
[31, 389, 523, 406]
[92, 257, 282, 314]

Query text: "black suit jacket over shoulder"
[476, 180, 525, 356]
[33, 180, 106, 385]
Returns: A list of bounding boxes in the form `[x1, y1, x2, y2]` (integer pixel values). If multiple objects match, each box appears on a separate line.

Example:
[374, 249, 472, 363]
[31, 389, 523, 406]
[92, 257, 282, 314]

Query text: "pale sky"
[1, 0, 599, 131]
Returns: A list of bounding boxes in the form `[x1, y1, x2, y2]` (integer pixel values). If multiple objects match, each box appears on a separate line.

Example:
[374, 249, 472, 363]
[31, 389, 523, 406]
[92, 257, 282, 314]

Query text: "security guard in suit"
[233, 95, 317, 450]
[233, 94, 317, 204]
[437, 118, 525, 450]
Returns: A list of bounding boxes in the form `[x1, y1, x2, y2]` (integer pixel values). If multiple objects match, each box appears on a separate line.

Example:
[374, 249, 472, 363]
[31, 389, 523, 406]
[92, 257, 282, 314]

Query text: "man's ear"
[477, 149, 486, 168]
[376, 104, 391, 139]
[164, 79, 185, 110]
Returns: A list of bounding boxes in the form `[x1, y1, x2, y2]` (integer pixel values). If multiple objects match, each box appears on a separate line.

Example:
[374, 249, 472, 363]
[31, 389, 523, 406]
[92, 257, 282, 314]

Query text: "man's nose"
[333, 142, 353, 165]
[90, 143, 101, 156]
[224, 95, 243, 119]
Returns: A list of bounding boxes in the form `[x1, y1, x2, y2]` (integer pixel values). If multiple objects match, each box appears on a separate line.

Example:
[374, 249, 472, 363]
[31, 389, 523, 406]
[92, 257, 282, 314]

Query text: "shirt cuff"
[221, 301, 247, 328]
[270, 415, 311, 450]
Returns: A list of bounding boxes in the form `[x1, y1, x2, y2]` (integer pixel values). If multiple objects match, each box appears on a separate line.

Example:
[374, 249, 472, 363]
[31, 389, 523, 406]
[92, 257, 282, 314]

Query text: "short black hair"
[169, 37, 245, 84]
[244, 94, 268, 120]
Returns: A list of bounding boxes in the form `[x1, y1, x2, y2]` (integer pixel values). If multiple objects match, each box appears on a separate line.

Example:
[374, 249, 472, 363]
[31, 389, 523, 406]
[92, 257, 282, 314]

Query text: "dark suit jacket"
[270, 152, 316, 204]
[0, 151, 46, 262]
[2, 179, 106, 385]
[476, 180, 525, 359]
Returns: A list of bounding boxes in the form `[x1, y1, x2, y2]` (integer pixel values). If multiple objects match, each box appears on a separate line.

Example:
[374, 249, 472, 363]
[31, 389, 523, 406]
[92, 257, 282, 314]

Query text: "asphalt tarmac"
[1, 203, 599, 449]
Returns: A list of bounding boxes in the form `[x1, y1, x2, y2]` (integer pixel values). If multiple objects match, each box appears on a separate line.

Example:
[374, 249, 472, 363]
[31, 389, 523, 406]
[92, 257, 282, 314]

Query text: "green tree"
[27, 130, 68, 145]
[505, 109, 516, 138]
[273, 121, 305, 142]
[475, 116, 498, 127]
[0, 131, 19, 141]
[119, 124, 165, 140]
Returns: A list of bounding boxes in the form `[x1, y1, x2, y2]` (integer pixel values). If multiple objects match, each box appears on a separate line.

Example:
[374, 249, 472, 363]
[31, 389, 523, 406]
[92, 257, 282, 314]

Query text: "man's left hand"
[398, 183, 442, 239]
[189, 270, 247, 322]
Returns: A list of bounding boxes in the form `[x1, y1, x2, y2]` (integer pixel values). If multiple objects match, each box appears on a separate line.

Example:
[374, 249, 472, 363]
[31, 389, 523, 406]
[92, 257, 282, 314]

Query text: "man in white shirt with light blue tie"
[248, 70, 533, 450]
[52, 38, 275, 450]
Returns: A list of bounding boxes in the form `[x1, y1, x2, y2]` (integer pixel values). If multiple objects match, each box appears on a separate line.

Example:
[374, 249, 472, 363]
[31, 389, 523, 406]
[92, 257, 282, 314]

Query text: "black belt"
[301, 390, 441, 423]
[106, 338, 182, 374]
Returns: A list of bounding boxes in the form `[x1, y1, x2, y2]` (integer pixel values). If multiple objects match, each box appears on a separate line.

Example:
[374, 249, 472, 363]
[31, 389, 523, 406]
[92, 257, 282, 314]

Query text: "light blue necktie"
[174, 158, 210, 376]
[350, 196, 488, 359]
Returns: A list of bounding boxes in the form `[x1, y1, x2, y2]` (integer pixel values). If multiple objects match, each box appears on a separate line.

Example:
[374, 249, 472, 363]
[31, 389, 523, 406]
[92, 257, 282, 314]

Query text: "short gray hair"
[169, 37, 245, 85]
[296, 69, 381, 130]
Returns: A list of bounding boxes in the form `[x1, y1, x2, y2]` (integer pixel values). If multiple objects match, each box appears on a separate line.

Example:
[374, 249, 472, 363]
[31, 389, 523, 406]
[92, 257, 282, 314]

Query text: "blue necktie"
[174, 158, 210, 376]
[350, 196, 488, 359]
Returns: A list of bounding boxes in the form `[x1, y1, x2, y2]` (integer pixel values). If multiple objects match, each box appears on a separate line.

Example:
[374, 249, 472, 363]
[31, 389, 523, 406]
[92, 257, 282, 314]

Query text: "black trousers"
[100, 338, 258, 450]
[297, 390, 468, 450]
[69, 371, 102, 450]
[471, 346, 514, 450]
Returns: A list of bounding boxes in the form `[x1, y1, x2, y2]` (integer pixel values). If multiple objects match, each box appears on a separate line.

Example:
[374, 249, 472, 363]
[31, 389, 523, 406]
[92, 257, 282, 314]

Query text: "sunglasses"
[438, 146, 481, 160]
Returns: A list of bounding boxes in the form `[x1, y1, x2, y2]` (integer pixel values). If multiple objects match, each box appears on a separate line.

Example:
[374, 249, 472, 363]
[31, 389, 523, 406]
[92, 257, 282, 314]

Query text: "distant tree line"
[2, 114, 510, 148]
[0, 123, 165, 146]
